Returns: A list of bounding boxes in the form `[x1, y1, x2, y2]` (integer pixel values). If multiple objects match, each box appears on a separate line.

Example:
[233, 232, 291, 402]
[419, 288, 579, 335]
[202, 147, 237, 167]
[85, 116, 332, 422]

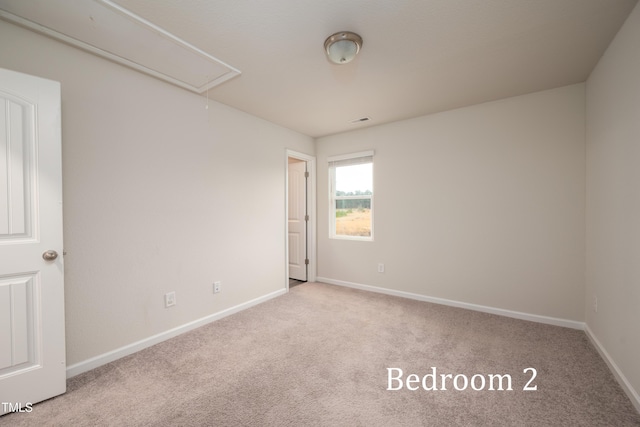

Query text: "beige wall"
[317, 84, 586, 321]
[586, 2, 640, 399]
[0, 21, 314, 365]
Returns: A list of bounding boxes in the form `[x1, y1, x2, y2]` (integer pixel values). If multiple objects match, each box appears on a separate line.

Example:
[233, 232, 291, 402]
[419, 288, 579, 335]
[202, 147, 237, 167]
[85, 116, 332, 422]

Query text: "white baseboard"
[316, 277, 585, 330]
[66, 288, 287, 378]
[584, 325, 640, 413]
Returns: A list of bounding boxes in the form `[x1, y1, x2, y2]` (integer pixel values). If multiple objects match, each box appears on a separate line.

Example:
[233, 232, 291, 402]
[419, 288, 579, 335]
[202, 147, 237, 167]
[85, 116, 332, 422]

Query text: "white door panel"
[0, 68, 65, 415]
[288, 160, 306, 281]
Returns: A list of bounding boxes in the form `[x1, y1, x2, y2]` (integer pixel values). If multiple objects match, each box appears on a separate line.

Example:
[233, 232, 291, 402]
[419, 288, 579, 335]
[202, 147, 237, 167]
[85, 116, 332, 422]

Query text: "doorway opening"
[285, 150, 316, 291]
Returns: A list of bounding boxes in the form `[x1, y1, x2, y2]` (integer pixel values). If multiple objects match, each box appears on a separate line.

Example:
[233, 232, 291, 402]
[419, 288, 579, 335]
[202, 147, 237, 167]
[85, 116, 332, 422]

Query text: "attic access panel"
[0, 0, 240, 93]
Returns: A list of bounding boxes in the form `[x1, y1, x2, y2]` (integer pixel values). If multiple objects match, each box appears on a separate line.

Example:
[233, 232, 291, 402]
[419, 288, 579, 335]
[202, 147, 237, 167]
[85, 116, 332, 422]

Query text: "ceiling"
[1, 0, 638, 138]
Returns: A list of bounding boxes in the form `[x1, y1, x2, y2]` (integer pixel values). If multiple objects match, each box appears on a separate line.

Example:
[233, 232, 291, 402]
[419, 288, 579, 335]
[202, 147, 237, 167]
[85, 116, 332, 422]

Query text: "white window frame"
[328, 150, 374, 241]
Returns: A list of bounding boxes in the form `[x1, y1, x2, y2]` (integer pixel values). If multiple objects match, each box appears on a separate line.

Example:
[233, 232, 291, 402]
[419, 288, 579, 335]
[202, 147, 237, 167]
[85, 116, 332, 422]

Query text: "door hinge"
[304, 171, 309, 178]
[305, 214, 309, 221]
[305, 258, 309, 265]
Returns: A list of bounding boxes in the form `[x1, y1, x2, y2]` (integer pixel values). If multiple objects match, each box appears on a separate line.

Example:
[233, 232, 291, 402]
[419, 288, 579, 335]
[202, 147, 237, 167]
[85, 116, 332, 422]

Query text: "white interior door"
[288, 159, 307, 281]
[0, 68, 65, 415]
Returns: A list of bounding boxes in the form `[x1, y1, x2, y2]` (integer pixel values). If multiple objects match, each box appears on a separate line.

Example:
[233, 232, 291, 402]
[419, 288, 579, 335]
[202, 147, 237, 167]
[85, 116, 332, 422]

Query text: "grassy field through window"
[335, 208, 371, 237]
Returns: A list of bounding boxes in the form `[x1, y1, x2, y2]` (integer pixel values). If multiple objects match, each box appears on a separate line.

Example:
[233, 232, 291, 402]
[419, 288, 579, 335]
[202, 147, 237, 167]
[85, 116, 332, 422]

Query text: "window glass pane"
[334, 162, 372, 237]
[330, 157, 373, 240]
[335, 200, 371, 237]
[335, 163, 372, 196]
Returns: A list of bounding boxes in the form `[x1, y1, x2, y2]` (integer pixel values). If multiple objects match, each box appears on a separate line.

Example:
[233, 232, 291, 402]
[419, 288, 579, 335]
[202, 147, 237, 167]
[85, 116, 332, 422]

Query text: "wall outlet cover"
[165, 292, 176, 308]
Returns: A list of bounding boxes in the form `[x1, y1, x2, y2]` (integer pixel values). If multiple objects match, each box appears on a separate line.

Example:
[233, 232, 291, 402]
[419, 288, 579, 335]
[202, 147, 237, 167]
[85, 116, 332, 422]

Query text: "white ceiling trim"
[0, 1, 240, 94]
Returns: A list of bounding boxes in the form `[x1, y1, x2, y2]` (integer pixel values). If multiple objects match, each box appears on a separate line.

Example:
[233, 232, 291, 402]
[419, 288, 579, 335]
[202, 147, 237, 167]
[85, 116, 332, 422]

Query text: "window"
[328, 151, 374, 240]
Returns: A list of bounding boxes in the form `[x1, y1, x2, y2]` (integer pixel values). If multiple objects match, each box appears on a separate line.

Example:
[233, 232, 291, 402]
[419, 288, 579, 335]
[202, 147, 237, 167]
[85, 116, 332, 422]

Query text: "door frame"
[285, 149, 316, 290]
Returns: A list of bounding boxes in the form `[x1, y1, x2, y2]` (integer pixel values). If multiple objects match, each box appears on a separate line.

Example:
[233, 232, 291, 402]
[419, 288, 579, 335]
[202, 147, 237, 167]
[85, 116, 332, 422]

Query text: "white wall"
[586, 2, 640, 401]
[0, 21, 314, 366]
[317, 84, 586, 322]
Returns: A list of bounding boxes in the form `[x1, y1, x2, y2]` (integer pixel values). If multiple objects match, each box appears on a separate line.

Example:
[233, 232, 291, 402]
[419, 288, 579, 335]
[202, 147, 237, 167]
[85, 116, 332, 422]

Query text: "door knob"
[42, 250, 59, 261]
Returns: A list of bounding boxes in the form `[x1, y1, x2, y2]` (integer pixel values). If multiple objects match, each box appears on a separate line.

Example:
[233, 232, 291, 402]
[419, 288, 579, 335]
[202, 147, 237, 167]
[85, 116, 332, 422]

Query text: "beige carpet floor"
[1, 282, 639, 426]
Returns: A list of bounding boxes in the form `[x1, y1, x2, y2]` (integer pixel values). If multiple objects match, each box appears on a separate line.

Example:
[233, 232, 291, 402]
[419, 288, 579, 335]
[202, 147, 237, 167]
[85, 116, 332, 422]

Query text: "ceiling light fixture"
[324, 31, 363, 64]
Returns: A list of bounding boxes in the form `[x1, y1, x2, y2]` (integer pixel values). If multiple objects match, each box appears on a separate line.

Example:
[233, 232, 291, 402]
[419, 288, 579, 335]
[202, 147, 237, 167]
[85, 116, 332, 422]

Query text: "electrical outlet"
[165, 291, 176, 308]
[214, 281, 221, 294]
[593, 296, 598, 313]
[378, 263, 385, 273]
